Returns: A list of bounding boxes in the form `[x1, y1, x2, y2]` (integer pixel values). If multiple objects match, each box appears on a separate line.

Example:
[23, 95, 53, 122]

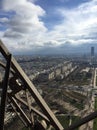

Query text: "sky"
[0, 0, 97, 54]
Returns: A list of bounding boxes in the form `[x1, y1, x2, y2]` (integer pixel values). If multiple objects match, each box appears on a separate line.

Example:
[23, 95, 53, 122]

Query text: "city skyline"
[91, 46, 95, 57]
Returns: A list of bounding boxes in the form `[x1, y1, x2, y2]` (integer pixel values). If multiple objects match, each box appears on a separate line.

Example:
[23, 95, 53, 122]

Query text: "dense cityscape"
[0, 45, 97, 130]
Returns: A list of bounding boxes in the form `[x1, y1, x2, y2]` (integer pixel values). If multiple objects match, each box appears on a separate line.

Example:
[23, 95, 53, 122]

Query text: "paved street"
[79, 68, 96, 130]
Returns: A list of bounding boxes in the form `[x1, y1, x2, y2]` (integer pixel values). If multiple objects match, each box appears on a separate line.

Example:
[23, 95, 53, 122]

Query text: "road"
[79, 68, 96, 130]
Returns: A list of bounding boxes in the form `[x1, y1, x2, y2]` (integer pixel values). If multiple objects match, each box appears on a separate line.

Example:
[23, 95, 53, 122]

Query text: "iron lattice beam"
[0, 54, 11, 130]
[0, 40, 64, 130]
[14, 94, 50, 123]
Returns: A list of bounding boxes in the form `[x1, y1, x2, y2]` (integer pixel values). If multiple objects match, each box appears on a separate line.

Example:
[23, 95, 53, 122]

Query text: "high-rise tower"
[91, 47, 94, 57]
[91, 47, 95, 65]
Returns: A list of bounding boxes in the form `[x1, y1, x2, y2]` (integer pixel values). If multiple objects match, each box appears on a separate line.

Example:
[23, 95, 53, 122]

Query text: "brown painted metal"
[10, 103, 28, 127]
[25, 89, 34, 125]
[15, 94, 50, 123]
[65, 110, 97, 130]
[9, 75, 23, 94]
[0, 61, 7, 68]
[0, 40, 64, 130]
[0, 40, 11, 60]
[8, 94, 32, 127]
[0, 54, 11, 130]
[0, 61, 15, 74]
[11, 58, 63, 130]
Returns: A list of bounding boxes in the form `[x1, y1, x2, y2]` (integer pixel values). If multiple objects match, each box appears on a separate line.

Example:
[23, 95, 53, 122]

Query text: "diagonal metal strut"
[0, 40, 64, 130]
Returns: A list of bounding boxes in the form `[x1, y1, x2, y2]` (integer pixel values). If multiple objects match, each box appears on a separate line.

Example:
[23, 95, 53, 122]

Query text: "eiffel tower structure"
[0, 40, 97, 130]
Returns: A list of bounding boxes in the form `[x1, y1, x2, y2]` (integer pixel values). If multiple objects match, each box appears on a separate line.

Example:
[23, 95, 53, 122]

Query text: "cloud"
[0, 17, 9, 23]
[1, 0, 47, 51]
[1, 0, 97, 54]
[49, 0, 97, 45]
